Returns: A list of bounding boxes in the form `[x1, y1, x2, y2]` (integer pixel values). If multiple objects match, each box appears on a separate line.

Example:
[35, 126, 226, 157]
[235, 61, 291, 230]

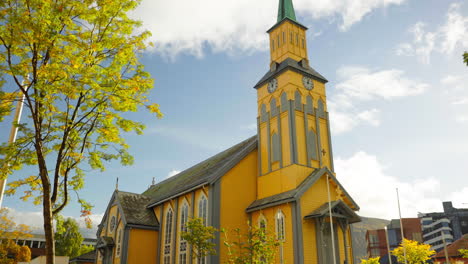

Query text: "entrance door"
[322, 224, 340, 264]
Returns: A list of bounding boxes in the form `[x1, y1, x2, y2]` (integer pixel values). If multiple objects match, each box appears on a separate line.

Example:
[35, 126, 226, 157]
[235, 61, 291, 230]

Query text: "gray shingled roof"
[254, 58, 328, 89]
[70, 250, 96, 263]
[144, 136, 258, 207]
[304, 200, 361, 223]
[116, 191, 158, 228]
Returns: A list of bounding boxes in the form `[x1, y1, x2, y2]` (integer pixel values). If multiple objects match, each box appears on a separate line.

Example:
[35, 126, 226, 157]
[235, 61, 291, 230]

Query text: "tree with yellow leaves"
[0, 239, 31, 264]
[360, 257, 380, 264]
[0, 208, 32, 241]
[459, 248, 468, 258]
[391, 239, 435, 264]
[0, 0, 161, 263]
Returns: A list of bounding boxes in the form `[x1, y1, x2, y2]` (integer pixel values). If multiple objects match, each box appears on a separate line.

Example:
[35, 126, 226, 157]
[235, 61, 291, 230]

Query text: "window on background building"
[164, 208, 173, 264]
[180, 202, 189, 264]
[371, 248, 380, 257]
[276, 210, 285, 264]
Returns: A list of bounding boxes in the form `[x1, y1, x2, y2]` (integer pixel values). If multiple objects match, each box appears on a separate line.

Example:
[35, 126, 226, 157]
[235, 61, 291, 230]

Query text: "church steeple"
[277, 0, 297, 22]
[267, 0, 308, 64]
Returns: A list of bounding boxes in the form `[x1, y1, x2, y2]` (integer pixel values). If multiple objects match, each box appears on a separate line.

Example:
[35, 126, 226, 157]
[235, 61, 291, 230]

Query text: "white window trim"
[164, 206, 174, 264]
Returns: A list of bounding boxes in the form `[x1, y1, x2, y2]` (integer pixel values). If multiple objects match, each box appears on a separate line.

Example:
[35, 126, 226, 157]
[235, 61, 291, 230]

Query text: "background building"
[366, 218, 422, 258]
[419, 201, 468, 252]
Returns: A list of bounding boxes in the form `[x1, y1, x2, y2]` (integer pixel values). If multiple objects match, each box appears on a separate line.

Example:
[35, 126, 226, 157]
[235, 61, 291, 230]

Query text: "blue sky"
[1, 0, 468, 235]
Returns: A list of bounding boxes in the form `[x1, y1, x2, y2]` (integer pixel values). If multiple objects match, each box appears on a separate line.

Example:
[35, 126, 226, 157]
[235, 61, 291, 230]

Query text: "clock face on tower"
[268, 78, 278, 93]
[302, 76, 314, 90]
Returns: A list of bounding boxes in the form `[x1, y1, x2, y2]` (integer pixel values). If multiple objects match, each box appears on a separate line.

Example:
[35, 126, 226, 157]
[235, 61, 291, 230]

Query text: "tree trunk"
[43, 174, 55, 264]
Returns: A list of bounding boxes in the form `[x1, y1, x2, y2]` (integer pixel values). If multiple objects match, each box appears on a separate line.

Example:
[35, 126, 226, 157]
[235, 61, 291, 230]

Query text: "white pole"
[396, 188, 408, 264]
[384, 226, 393, 264]
[0, 89, 27, 208]
[326, 174, 337, 264]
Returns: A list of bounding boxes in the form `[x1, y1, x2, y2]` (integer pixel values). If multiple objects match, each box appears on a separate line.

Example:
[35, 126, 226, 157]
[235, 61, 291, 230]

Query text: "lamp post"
[384, 226, 393, 264]
[396, 188, 408, 264]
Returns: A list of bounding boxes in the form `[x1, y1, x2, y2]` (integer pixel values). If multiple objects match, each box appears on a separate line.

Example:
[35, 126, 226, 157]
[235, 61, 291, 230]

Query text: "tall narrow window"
[198, 195, 208, 225]
[198, 195, 208, 264]
[271, 132, 280, 163]
[290, 32, 293, 43]
[272, 40, 275, 51]
[180, 203, 189, 264]
[258, 215, 267, 230]
[276, 210, 285, 264]
[296, 33, 299, 46]
[282, 32, 286, 43]
[302, 38, 305, 48]
[116, 229, 122, 257]
[277, 35, 280, 48]
[164, 208, 173, 264]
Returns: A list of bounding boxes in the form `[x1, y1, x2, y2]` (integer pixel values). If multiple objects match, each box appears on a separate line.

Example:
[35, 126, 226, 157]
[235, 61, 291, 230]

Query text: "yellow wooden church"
[96, 0, 361, 263]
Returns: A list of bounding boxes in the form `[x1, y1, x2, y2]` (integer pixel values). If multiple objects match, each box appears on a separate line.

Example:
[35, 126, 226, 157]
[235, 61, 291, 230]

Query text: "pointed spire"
[277, 0, 297, 23]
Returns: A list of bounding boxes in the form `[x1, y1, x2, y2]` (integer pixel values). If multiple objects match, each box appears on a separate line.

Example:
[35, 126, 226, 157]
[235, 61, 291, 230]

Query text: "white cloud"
[455, 115, 468, 123]
[131, 0, 407, 58]
[396, 3, 468, 63]
[167, 169, 181, 178]
[452, 98, 468, 105]
[329, 66, 428, 134]
[336, 152, 467, 219]
[5, 207, 103, 238]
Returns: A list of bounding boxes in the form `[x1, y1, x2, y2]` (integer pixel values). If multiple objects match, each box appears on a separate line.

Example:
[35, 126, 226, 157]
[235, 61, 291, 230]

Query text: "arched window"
[295, 90, 302, 110]
[198, 194, 208, 226]
[276, 210, 286, 263]
[258, 215, 267, 230]
[318, 99, 325, 117]
[179, 202, 189, 264]
[270, 98, 277, 116]
[164, 208, 173, 264]
[197, 195, 208, 264]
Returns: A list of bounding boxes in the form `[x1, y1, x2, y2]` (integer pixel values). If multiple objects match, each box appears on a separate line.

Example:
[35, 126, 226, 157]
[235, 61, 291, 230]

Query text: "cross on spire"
[277, 0, 297, 23]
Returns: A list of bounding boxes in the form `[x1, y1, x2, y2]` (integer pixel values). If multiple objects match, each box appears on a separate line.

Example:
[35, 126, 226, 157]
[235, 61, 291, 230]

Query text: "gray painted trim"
[190, 192, 195, 264]
[121, 226, 130, 264]
[125, 224, 159, 231]
[288, 100, 298, 164]
[172, 199, 179, 263]
[315, 218, 324, 264]
[303, 107, 310, 167]
[267, 112, 271, 173]
[326, 112, 335, 172]
[278, 111, 283, 168]
[296, 202, 304, 264]
[157, 206, 163, 264]
[290, 101, 298, 164]
[210, 181, 221, 264]
[257, 117, 261, 176]
[291, 202, 304, 264]
[246, 197, 296, 213]
[315, 108, 323, 167]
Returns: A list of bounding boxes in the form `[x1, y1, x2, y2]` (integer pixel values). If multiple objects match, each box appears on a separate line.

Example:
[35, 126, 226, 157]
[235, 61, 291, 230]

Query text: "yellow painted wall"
[127, 228, 158, 264]
[269, 20, 308, 63]
[251, 203, 295, 264]
[257, 164, 314, 199]
[219, 150, 258, 263]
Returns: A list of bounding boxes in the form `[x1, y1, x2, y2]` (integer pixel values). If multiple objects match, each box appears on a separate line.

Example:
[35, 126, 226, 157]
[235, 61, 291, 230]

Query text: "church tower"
[255, 0, 334, 199]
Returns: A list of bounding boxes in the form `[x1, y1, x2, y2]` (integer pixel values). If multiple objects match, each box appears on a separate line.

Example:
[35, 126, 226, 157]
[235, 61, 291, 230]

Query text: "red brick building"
[433, 234, 468, 264]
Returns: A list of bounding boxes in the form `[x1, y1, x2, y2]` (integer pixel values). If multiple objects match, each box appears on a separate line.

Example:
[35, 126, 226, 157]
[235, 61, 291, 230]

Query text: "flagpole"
[0, 89, 27, 208]
[327, 174, 337, 264]
[396, 188, 408, 264]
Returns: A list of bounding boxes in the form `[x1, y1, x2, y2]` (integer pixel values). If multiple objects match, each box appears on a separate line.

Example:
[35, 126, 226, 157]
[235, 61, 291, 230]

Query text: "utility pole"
[442, 230, 450, 264]
[0, 89, 27, 208]
[385, 226, 393, 264]
[326, 174, 337, 264]
[396, 188, 408, 264]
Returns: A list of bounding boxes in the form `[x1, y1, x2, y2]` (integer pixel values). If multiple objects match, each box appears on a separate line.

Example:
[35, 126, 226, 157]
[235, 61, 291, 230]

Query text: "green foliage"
[459, 248, 468, 258]
[222, 222, 280, 264]
[0, 0, 160, 262]
[55, 215, 93, 258]
[0, 239, 31, 264]
[181, 218, 217, 262]
[464, 52, 468, 66]
[360, 257, 380, 264]
[391, 239, 435, 264]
